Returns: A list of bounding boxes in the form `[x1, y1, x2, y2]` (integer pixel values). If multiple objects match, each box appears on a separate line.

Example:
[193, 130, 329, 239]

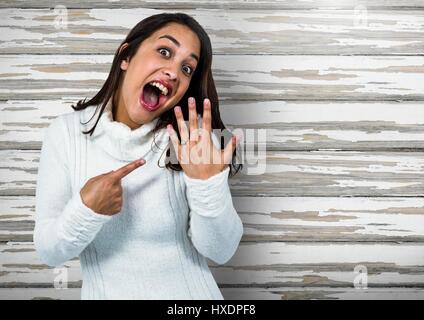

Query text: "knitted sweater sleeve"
[34, 116, 112, 267]
[183, 167, 243, 265]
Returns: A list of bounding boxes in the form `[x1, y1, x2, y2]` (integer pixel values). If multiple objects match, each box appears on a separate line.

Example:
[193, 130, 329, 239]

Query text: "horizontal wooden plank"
[1, 55, 423, 101]
[221, 287, 424, 300]
[224, 101, 424, 151]
[0, 288, 80, 300]
[0, 100, 70, 150]
[2, 242, 424, 290]
[1, 9, 424, 55]
[1, 287, 424, 300]
[232, 151, 424, 196]
[1, 196, 424, 243]
[0, 0, 423, 10]
[2, 100, 424, 151]
[1, 149, 423, 197]
[236, 197, 424, 242]
[0, 197, 34, 242]
[216, 241, 424, 288]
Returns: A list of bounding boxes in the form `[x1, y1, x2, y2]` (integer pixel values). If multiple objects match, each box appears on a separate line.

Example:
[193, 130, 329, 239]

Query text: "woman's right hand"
[80, 159, 146, 216]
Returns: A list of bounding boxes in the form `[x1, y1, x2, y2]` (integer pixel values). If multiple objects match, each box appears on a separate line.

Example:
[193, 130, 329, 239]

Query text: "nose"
[162, 65, 177, 81]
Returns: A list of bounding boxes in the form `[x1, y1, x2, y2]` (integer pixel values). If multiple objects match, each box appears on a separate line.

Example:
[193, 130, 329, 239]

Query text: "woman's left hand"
[167, 97, 239, 180]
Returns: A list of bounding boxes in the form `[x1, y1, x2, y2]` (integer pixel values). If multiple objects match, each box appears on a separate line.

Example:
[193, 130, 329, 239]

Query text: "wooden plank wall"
[0, 0, 424, 300]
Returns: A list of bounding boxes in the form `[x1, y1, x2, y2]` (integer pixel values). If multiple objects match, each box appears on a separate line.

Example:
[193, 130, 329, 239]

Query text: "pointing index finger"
[111, 159, 145, 180]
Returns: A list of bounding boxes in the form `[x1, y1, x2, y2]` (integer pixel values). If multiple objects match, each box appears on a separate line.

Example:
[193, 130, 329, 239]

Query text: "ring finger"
[188, 97, 199, 142]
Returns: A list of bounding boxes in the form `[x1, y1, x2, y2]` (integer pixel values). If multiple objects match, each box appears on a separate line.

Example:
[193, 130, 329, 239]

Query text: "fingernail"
[189, 97, 194, 103]
[235, 134, 243, 143]
[139, 159, 145, 165]
[174, 106, 181, 113]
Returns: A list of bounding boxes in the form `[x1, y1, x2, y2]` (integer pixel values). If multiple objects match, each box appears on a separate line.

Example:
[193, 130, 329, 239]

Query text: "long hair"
[72, 13, 241, 176]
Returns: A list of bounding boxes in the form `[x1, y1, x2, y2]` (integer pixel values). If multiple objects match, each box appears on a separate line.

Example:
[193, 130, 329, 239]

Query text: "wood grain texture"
[1, 287, 424, 300]
[0, 0, 423, 10]
[1, 149, 424, 197]
[0, 100, 71, 150]
[221, 287, 424, 300]
[232, 151, 424, 196]
[0, 197, 34, 242]
[2, 242, 424, 291]
[0, 288, 80, 300]
[236, 197, 424, 242]
[223, 101, 424, 151]
[1, 55, 423, 101]
[1, 0, 423, 301]
[1, 8, 423, 55]
[2, 100, 424, 151]
[2, 196, 423, 243]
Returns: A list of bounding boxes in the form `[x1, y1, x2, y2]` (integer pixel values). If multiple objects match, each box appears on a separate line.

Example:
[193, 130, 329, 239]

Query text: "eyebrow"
[158, 35, 199, 63]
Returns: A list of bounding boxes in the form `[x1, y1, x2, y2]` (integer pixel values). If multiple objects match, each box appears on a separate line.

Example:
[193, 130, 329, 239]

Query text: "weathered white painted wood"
[235, 197, 424, 242]
[1, 150, 423, 197]
[0, 150, 39, 197]
[0, 100, 72, 150]
[0, 196, 34, 242]
[1, 55, 423, 100]
[213, 241, 424, 288]
[222, 287, 424, 300]
[1, 196, 424, 243]
[1, 9, 423, 55]
[232, 151, 424, 196]
[2, 100, 424, 151]
[225, 241, 424, 267]
[2, 242, 424, 290]
[223, 101, 424, 151]
[1, 0, 423, 301]
[214, 266, 424, 288]
[2, 287, 424, 300]
[0, 288, 80, 300]
[0, 0, 422, 10]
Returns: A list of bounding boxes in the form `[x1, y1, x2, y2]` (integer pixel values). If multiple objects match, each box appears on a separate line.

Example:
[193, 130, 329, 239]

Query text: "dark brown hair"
[72, 13, 241, 176]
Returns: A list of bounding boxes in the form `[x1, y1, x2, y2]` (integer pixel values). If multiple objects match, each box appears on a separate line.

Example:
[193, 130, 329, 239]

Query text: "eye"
[158, 48, 171, 58]
[182, 65, 194, 76]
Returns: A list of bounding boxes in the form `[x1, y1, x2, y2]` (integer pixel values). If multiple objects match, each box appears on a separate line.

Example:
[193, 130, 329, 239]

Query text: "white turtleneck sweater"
[34, 100, 243, 300]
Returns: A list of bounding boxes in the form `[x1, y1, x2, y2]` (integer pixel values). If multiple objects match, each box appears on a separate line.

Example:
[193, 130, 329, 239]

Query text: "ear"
[119, 43, 129, 71]
[121, 58, 129, 71]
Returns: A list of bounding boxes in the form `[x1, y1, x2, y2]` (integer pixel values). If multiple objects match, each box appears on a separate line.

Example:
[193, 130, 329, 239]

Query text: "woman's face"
[115, 22, 201, 129]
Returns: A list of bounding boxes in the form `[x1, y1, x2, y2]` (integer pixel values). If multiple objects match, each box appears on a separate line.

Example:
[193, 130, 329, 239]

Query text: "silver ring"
[180, 139, 188, 145]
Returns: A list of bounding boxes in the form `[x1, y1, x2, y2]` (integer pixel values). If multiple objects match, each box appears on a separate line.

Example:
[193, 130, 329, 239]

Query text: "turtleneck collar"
[84, 99, 169, 162]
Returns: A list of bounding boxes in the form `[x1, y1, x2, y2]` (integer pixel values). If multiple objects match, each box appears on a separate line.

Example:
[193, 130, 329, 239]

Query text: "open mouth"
[140, 81, 171, 112]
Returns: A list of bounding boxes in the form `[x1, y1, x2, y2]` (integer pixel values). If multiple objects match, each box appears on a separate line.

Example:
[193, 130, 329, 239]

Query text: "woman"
[34, 13, 243, 300]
